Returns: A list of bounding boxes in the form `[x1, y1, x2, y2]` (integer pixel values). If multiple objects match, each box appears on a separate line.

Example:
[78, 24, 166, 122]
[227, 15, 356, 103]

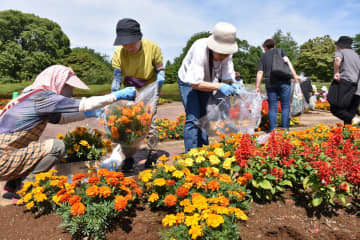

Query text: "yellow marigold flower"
[138, 170, 152, 183]
[23, 193, 33, 203]
[188, 224, 203, 239]
[222, 158, 233, 169]
[188, 148, 199, 157]
[148, 193, 159, 203]
[229, 207, 248, 221]
[35, 173, 47, 182]
[177, 159, 185, 167]
[153, 178, 166, 186]
[172, 170, 184, 179]
[50, 180, 59, 186]
[162, 214, 177, 227]
[210, 205, 229, 215]
[176, 212, 185, 224]
[163, 164, 176, 173]
[34, 193, 47, 202]
[214, 148, 224, 158]
[79, 140, 89, 146]
[73, 144, 80, 152]
[185, 213, 200, 227]
[52, 195, 61, 205]
[184, 204, 196, 213]
[57, 134, 65, 140]
[184, 158, 194, 167]
[210, 167, 219, 174]
[206, 214, 224, 228]
[26, 201, 34, 210]
[158, 155, 169, 162]
[209, 155, 220, 165]
[195, 156, 205, 163]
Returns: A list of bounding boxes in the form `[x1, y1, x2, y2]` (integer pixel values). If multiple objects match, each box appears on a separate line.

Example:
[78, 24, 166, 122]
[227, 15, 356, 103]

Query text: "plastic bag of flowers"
[199, 87, 264, 136]
[102, 82, 158, 156]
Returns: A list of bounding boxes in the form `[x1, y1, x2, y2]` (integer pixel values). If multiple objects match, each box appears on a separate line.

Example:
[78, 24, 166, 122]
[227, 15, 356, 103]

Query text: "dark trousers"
[330, 95, 360, 124]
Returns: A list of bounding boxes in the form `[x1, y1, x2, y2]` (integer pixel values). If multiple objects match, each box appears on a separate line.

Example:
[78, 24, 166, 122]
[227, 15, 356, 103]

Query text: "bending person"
[177, 22, 240, 153]
[0, 65, 136, 199]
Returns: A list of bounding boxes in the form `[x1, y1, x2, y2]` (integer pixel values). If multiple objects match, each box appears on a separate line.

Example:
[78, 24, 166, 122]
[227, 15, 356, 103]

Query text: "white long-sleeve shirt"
[178, 38, 235, 85]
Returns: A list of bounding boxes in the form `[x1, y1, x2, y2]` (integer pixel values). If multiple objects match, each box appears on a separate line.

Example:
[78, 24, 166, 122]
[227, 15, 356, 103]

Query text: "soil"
[0, 195, 359, 240]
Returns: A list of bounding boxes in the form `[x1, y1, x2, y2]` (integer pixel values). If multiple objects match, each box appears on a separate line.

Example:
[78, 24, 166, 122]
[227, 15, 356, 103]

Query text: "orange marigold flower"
[237, 176, 247, 185]
[133, 187, 143, 196]
[166, 180, 175, 186]
[88, 176, 100, 185]
[68, 195, 82, 206]
[86, 185, 99, 197]
[114, 195, 128, 212]
[207, 180, 220, 192]
[70, 201, 86, 216]
[164, 194, 178, 207]
[72, 173, 87, 182]
[98, 186, 112, 198]
[111, 126, 120, 139]
[176, 186, 189, 198]
[243, 172, 253, 181]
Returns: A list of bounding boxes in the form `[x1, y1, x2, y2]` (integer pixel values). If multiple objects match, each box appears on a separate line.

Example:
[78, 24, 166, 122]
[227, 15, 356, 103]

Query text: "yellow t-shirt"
[112, 38, 163, 86]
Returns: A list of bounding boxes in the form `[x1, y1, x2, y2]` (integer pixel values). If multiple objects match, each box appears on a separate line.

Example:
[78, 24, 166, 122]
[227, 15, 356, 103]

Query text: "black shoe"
[121, 157, 135, 172]
[144, 151, 157, 169]
[2, 191, 21, 200]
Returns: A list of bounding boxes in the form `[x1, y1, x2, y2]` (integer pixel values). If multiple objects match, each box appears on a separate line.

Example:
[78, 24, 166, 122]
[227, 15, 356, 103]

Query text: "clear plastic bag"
[290, 81, 306, 117]
[199, 87, 265, 136]
[102, 82, 158, 157]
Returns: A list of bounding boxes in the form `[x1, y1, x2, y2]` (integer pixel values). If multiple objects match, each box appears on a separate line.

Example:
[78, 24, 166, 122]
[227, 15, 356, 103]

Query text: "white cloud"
[1, 0, 359, 63]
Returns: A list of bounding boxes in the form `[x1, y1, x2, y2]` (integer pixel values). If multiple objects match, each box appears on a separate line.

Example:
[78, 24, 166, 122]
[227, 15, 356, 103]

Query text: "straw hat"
[207, 22, 238, 54]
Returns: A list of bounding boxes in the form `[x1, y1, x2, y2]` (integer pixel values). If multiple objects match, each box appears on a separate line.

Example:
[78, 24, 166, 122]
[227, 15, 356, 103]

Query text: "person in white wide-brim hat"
[177, 22, 241, 153]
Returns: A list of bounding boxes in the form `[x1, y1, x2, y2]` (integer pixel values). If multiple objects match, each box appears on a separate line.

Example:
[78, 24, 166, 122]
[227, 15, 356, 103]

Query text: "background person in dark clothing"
[255, 39, 300, 131]
[330, 36, 360, 125]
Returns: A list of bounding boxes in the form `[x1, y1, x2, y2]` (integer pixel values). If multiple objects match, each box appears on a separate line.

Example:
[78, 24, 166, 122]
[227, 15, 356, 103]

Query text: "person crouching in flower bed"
[0, 65, 136, 201]
[111, 18, 165, 170]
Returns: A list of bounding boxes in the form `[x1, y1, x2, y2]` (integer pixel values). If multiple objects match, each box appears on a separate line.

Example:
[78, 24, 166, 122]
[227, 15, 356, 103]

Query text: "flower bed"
[156, 114, 185, 141]
[15, 124, 360, 239]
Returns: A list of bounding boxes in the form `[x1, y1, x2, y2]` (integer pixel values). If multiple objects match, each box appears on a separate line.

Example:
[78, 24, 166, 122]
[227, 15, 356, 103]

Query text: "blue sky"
[1, 0, 359, 63]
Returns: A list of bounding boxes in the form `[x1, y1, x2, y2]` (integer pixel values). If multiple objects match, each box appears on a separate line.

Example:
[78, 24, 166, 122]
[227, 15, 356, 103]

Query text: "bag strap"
[208, 49, 214, 80]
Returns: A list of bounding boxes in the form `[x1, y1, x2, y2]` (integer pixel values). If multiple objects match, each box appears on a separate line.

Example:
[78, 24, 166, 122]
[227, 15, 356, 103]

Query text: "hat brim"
[66, 75, 89, 90]
[207, 35, 238, 55]
[114, 34, 142, 45]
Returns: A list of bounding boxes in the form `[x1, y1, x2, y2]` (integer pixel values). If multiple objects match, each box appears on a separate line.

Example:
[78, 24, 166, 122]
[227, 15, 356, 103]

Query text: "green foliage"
[62, 47, 113, 84]
[296, 35, 336, 82]
[353, 33, 360, 55]
[272, 29, 300, 63]
[0, 10, 70, 83]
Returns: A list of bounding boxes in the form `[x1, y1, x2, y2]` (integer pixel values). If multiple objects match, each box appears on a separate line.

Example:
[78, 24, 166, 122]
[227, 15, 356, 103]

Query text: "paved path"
[0, 102, 340, 206]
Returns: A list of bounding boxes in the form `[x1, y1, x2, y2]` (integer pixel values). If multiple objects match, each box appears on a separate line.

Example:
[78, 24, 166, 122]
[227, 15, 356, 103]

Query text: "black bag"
[271, 49, 292, 82]
[327, 79, 357, 108]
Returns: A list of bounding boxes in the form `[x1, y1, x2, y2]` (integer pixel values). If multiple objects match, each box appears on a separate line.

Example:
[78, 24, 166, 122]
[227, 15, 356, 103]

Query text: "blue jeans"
[266, 82, 291, 131]
[178, 78, 210, 152]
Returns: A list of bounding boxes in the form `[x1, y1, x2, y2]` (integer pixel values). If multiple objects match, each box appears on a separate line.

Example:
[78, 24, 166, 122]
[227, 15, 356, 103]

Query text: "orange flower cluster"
[103, 101, 153, 145]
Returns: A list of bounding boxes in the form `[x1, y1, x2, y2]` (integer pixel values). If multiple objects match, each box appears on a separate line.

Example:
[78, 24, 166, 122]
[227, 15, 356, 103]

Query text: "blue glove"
[112, 87, 136, 100]
[231, 83, 243, 90]
[85, 108, 104, 118]
[219, 83, 235, 97]
[111, 69, 122, 92]
[156, 69, 165, 88]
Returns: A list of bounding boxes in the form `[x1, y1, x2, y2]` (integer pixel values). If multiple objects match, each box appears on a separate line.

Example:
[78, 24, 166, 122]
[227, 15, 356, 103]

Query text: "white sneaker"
[352, 116, 360, 126]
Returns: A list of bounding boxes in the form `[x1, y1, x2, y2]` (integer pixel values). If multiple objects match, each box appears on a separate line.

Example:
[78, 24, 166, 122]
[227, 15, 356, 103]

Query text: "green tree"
[272, 29, 299, 62]
[0, 10, 70, 83]
[296, 35, 336, 82]
[353, 34, 360, 55]
[62, 47, 113, 84]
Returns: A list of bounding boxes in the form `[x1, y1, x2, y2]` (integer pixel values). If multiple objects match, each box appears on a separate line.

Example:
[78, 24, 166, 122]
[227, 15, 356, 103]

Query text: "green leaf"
[251, 179, 259, 188]
[337, 194, 346, 205]
[259, 180, 273, 190]
[302, 176, 310, 189]
[312, 197, 323, 207]
[279, 180, 293, 187]
[266, 175, 277, 181]
[233, 165, 241, 173]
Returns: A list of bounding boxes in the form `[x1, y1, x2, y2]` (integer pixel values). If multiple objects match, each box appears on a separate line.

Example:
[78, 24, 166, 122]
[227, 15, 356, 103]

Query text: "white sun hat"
[207, 22, 238, 54]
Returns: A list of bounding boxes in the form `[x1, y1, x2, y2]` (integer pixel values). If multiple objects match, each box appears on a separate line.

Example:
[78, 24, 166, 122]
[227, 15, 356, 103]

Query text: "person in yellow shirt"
[111, 18, 165, 171]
